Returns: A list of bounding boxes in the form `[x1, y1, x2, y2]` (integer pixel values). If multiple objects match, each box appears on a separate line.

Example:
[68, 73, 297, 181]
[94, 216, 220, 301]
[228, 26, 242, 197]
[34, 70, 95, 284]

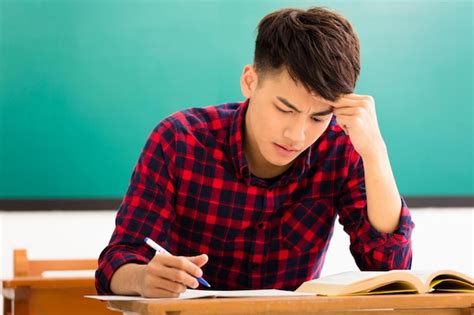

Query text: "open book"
[295, 270, 474, 296]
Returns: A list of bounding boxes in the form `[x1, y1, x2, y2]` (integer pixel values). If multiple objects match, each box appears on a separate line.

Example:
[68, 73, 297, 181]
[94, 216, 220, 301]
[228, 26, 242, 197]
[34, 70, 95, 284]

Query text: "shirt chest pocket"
[279, 198, 335, 253]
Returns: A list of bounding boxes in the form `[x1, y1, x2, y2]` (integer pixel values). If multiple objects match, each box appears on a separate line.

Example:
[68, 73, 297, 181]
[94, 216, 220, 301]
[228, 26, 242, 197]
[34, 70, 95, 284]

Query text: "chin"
[264, 154, 295, 167]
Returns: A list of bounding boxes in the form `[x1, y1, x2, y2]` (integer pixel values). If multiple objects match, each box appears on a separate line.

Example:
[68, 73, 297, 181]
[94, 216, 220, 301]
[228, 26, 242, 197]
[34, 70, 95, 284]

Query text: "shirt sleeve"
[336, 146, 415, 271]
[95, 119, 177, 294]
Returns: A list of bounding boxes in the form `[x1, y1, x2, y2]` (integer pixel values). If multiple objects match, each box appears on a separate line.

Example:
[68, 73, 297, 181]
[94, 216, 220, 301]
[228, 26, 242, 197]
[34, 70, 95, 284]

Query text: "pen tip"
[199, 278, 211, 287]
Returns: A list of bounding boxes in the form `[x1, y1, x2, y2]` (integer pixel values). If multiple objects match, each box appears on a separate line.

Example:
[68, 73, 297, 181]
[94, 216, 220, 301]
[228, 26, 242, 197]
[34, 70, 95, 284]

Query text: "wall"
[1, 0, 472, 199]
[1, 208, 472, 279]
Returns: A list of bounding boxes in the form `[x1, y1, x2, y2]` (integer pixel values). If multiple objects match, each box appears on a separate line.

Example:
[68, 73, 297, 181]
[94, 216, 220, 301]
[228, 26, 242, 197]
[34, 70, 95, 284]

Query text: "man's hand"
[331, 94, 386, 159]
[139, 254, 208, 297]
[110, 253, 208, 298]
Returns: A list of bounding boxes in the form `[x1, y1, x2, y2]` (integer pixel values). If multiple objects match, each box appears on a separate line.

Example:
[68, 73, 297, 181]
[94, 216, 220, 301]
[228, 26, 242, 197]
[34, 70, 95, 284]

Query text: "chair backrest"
[13, 249, 97, 277]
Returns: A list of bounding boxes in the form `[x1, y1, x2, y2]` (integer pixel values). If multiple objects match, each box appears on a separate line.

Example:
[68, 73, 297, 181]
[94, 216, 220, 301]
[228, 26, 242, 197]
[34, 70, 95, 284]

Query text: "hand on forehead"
[311, 93, 366, 109]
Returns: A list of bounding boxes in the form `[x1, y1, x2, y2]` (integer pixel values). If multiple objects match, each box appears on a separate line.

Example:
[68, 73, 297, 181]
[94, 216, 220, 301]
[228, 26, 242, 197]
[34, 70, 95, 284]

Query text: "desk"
[2, 276, 115, 315]
[107, 293, 474, 315]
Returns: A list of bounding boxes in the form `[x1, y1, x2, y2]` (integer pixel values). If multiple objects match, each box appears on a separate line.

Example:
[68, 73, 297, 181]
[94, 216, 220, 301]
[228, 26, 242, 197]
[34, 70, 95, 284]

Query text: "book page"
[348, 282, 417, 295]
[430, 278, 474, 292]
[396, 269, 474, 291]
[297, 270, 473, 295]
[308, 271, 387, 285]
[296, 271, 424, 295]
[398, 270, 434, 282]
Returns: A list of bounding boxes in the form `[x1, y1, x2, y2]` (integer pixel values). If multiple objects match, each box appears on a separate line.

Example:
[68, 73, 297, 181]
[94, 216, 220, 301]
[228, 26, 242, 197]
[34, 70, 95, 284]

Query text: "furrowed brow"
[276, 96, 302, 113]
[311, 108, 333, 116]
[277, 96, 332, 116]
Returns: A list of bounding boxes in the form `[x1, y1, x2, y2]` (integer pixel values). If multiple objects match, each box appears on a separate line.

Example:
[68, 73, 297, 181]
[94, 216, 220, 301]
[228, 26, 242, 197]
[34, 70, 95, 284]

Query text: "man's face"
[241, 65, 334, 177]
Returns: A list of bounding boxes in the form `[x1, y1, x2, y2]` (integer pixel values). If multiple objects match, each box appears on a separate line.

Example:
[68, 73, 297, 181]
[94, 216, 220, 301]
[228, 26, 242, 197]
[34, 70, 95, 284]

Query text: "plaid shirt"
[96, 100, 414, 294]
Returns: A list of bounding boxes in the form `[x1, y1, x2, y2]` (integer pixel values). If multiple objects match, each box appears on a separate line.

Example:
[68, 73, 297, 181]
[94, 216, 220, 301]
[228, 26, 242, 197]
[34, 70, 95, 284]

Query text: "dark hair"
[254, 7, 360, 101]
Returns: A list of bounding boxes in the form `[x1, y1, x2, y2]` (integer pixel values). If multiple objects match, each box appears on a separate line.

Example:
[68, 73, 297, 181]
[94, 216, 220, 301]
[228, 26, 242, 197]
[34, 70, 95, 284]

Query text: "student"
[96, 6, 414, 297]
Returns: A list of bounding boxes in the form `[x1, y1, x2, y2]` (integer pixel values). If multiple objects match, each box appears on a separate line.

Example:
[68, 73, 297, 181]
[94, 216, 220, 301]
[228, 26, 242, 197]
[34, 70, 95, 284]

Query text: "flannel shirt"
[96, 100, 414, 294]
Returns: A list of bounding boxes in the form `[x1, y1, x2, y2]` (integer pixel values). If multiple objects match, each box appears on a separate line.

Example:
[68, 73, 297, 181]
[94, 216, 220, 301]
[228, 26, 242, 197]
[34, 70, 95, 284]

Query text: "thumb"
[186, 254, 209, 267]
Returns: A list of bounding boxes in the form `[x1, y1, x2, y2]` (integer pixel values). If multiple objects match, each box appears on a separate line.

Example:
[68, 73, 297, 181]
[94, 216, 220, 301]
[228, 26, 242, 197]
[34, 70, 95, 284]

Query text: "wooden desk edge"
[106, 293, 474, 314]
[2, 277, 96, 289]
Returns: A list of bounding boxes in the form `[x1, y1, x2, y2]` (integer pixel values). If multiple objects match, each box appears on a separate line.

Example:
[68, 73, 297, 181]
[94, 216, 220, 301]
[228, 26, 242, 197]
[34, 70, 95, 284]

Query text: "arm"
[337, 146, 414, 270]
[332, 94, 404, 233]
[110, 263, 145, 295]
[95, 119, 207, 297]
[331, 94, 414, 270]
[363, 147, 403, 233]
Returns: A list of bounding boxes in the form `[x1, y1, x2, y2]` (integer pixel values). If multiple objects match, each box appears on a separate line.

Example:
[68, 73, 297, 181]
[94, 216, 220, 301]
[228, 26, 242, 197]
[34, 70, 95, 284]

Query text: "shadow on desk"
[2, 249, 115, 315]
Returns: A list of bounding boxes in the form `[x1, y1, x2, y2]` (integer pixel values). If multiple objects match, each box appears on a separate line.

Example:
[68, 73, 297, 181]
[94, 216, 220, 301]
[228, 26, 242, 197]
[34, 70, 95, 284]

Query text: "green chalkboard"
[0, 0, 472, 198]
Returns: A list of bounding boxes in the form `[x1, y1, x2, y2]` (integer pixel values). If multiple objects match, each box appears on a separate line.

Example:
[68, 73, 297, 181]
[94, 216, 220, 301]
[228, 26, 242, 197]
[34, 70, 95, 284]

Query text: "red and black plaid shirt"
[96, 100, 414, 294]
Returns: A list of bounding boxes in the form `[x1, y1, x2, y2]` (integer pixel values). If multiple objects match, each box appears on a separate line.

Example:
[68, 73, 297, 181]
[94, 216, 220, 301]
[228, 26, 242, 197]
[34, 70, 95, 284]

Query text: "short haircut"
[254, 7, 360, 101]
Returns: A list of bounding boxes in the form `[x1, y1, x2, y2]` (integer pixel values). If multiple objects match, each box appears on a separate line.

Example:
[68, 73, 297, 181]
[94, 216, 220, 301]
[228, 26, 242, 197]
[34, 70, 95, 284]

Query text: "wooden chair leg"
[13, 299, 29, 315]
[4, 287, 30, 315]
[3, 297, 12, 315]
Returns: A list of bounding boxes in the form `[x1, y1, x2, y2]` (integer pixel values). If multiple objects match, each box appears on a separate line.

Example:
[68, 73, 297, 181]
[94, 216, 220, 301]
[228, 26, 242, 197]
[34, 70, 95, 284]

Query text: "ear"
[240, 64, 259, 98]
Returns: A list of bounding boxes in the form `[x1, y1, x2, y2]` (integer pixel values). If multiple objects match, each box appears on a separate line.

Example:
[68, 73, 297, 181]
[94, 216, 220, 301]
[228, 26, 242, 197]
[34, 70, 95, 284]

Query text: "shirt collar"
[229, 99, 320, 187]
[229, 99, 250, 181]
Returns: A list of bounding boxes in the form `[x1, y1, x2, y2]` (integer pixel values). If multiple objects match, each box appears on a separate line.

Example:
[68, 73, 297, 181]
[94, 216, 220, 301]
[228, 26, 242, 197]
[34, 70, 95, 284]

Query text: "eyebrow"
[276, 96, 333, 116]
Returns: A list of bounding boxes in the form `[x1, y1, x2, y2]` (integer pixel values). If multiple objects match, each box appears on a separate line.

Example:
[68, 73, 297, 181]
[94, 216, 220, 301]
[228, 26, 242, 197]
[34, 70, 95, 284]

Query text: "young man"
[96, 7, 414, 297]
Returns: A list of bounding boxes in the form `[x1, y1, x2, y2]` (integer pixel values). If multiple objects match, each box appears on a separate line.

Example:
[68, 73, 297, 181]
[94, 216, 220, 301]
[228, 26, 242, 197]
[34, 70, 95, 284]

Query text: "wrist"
[133, 264, 147, 296]
[361, 140, 388, 164]
[110, 263, 146, 295]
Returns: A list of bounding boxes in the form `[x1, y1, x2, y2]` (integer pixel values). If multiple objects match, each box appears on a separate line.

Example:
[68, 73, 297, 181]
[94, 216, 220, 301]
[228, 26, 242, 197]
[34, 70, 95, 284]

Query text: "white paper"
[85, 289, 313, 301]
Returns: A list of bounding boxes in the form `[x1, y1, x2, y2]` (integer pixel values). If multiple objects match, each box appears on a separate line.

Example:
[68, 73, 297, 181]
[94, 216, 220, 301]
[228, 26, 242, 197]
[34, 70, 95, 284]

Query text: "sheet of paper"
[195, 289, 314, 298]
[86, 289, 313, 301]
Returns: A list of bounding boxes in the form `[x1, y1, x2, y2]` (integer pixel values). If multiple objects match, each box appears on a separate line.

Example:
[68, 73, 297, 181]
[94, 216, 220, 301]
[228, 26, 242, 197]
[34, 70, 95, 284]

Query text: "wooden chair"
[13, 249, 98, 277]
[3, 249, 115, 315]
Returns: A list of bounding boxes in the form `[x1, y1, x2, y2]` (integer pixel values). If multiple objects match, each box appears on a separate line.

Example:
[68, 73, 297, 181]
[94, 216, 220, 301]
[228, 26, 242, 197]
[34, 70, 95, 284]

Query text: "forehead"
[259, 67, 297, 86]
[259, 69, 332, 108]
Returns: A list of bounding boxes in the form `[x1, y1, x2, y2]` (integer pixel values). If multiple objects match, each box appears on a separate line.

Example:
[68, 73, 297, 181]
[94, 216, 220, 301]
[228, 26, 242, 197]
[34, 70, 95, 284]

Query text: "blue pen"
[144, 237, 211, 287]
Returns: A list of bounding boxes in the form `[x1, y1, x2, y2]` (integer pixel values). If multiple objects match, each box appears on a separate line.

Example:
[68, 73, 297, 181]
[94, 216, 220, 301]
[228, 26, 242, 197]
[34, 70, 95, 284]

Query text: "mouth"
[274, 143, 300, 153]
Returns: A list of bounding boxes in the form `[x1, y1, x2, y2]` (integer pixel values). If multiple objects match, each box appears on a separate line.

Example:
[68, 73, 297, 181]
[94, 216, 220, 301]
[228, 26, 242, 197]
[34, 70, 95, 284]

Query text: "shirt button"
[256, 222, 266, 230]
[251, 263, 259, 271]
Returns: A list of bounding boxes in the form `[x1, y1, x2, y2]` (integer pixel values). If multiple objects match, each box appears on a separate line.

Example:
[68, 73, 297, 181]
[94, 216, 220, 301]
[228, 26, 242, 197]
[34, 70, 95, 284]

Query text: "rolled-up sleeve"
[337, 147, 415, 271]
[95, 120, 177, 294]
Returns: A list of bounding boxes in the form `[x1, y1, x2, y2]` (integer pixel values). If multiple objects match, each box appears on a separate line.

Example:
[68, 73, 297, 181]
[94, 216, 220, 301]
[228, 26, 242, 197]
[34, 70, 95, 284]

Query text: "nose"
[283, 121, 306, 144]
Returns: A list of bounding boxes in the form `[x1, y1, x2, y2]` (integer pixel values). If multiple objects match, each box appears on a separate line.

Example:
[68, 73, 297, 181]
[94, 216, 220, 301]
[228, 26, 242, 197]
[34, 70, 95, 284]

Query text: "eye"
[311, 117, 322, 122]
[274, 104, 292, 114]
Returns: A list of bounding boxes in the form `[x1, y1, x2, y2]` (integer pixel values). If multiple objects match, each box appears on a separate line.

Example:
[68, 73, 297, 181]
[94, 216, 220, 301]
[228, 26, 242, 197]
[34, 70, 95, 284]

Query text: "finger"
[342, 93, 366, 100]
[158, 264, 199, 288]
[153, 276, 187, 294]
[156, 254, 203, 279]
[187, 254, 209, 268]
[142, 286, 181, 298]
[331, 97, 361, 108]
[332, 106, 360, 116]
